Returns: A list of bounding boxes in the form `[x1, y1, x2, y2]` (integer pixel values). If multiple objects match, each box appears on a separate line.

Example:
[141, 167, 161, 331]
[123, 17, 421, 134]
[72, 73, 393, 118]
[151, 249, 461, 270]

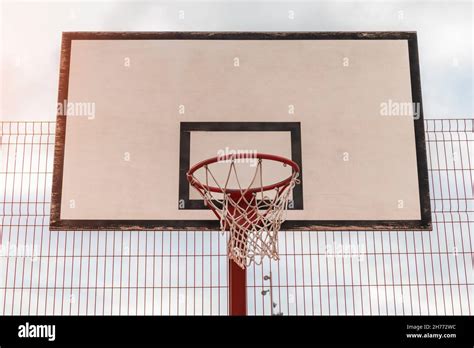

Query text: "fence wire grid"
[1, 119, 473, 315]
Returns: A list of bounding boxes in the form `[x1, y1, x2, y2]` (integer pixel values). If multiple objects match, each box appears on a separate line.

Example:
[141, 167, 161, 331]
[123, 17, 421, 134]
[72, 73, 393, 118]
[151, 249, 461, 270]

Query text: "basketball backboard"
[50, 32, 431, 231]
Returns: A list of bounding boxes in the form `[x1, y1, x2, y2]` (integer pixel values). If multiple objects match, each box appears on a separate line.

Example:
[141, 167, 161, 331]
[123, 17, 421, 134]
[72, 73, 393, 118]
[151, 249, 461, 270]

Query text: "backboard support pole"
[229, 259, 247, 315]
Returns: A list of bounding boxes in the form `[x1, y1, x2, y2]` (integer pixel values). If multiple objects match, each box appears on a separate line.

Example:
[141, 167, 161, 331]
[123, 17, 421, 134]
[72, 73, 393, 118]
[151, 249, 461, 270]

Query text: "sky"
[0, 0, 473, 121]
[0, 0, 472, 316]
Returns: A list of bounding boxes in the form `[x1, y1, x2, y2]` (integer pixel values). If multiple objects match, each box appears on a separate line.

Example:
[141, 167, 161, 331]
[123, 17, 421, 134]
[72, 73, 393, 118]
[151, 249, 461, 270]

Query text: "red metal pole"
[227, 192, 254, 315]
[229, 259, 247, 315]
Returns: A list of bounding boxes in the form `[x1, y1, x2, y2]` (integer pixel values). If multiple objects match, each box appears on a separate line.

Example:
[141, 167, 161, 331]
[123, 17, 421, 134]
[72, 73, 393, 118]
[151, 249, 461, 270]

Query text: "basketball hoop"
[187, 153, 300, 269]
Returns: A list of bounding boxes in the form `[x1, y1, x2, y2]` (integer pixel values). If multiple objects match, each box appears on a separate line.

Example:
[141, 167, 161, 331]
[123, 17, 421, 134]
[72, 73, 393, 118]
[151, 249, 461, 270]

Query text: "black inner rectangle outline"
[179, 122, 304, 210]
[50, 32, 431, 231]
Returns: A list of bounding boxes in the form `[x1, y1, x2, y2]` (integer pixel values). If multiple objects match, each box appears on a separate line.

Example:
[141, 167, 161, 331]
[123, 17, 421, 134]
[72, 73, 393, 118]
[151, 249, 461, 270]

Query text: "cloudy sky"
[0, 0, 472, 316]
[0, 0, 472, 121]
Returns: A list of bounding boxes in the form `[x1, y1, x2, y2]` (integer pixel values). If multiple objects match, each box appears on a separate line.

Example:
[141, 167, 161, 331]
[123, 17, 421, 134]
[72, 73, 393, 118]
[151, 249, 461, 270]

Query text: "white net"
[188, 157, 300, 269]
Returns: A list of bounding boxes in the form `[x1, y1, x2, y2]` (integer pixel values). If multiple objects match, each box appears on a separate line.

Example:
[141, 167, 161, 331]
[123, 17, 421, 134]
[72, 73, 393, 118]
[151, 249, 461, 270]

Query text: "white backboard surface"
[51, 32, 431, 230]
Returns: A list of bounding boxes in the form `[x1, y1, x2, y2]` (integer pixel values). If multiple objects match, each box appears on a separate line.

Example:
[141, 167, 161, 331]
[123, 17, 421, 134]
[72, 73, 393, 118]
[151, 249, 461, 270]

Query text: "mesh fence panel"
[1, 119, 472, 315]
